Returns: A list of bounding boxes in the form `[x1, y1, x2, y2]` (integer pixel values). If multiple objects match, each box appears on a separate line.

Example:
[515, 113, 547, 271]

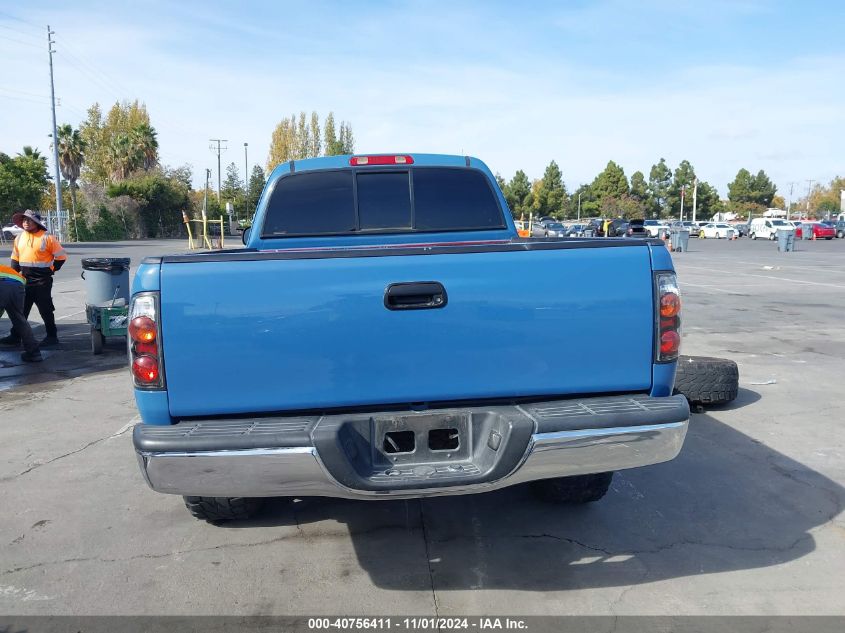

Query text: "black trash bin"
[81, 258, 131, 306]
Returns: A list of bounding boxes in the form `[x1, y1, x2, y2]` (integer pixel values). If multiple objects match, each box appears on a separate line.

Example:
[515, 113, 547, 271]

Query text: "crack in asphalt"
[418, 500, 440, 619]
[0, 425, 132, 482]
[1, 533, 298, 576]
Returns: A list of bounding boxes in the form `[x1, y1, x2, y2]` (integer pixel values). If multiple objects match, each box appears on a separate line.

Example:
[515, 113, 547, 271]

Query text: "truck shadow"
[245, 408, 842, 591]
[0, 322, 127, 394]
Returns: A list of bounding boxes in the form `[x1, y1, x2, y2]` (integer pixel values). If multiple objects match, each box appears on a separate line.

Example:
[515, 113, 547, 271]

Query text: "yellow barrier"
[183, 212, 225, 250]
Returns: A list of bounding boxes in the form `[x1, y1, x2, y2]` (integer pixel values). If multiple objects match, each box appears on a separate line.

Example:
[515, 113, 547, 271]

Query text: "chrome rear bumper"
[134, 394, 689, 500]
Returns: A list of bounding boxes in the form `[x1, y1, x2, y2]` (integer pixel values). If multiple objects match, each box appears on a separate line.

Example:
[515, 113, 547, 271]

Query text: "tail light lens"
[128, 292, 165, 389]
[655, 272, 681, 362]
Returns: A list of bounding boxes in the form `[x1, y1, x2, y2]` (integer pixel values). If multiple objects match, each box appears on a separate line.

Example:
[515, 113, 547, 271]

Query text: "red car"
[795, 222, 835, 240]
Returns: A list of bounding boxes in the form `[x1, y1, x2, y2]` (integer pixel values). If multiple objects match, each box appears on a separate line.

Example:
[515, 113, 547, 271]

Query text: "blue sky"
[1, 0, 843, 201]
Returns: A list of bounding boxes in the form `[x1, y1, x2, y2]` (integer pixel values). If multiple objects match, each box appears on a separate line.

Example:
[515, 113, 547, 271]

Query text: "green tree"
[221, 162, 245, 220]
[591, 161, 629, 214]
[80, 101, 153, 184]
[108, 170, 191, 237]
[339, 121, 355, 154]
[324, 112, 341, 155]
[131, 123, 159, 170]
[571, 183, 597, 219]
[667, 160, 696, 218]
[647, 158, 672, 218]
[728, 168, 777, 209]
[630, 171, 648, 202]
[506, 170, 532, 218]
[56, 124, 87, 240]
[246, 165, 266, 217]
[534, 160, 568, 218]
[309, 112, 321, 157]
[0, 150, 50, 216]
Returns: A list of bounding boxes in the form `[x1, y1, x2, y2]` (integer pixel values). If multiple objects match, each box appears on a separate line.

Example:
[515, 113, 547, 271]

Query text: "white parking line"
[680, 265, 845, 289]
[56, 309, 86, 321]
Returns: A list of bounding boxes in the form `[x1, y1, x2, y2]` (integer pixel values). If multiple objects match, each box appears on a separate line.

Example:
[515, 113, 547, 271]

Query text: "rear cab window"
[261, 167, 505, 238]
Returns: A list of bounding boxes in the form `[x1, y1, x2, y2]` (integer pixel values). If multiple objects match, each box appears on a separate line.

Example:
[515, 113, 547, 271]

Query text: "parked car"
[128, 152, 690, 522]
[670, 221, 697, 231]
[2, 223, 23, 240]
[831, 220, 845, 238]
[606, 218, 630, 237]
[729, 223, 749, 237]
[583, 218, 606, 237]
[540, 222, 567, 237]
[795, 222, 836, 240]
[564, 223, 586, 237]
[698, 223, 737, 239]
[625, 219, 648, 238]
[749, 217, 790, 240]
[643, 219, 670, 237]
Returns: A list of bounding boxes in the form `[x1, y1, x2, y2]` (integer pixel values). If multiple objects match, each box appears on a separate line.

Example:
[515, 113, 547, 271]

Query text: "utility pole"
[577, 192, 581, 221]
[786, 182, 797, 221]
[805, 180, 815, 219]
[47, 26, 63, 222]
[680, 185, 686, 222]
[202, 168, 211, 219]
[243, 143, 249, 192]
[209, 139, 228, 203]
[692, 178, 698, 223]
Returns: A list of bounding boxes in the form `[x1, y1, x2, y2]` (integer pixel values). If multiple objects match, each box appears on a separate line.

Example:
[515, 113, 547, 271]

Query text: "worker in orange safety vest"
[0, 210, 67, 349]
[0, 263, 43, 362]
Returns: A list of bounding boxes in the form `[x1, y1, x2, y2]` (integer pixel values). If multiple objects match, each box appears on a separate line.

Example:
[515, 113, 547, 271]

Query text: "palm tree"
[131, 123, 159, 170]
[108, 133, 137, 181]
[18, 146, 47, 163]
[56, 124, 86, 241]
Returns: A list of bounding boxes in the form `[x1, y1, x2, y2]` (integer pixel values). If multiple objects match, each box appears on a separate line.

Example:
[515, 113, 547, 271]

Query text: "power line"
[0, 22, 40, 41]
[0, 86, 51, 99]
[0, 9, 42, 29]
[0, 34, 41, 49]
[60, 38, 133, 98]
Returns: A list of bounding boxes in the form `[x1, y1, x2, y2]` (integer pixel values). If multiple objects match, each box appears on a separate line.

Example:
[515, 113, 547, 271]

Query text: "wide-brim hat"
[12, 210, 47, 230]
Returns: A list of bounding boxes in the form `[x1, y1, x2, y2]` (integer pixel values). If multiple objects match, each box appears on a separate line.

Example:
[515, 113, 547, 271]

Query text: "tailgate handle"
[384, 282, 448, 311]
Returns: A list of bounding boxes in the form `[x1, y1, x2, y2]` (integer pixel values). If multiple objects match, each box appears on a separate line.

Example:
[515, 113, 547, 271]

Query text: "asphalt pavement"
[0, 236, 843, 616]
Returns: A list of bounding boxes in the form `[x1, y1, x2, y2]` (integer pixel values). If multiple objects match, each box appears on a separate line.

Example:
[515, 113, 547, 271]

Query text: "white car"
[699, 223, 736, 239]
[643, 219, 671, 237]
[2, 223, 23, 240]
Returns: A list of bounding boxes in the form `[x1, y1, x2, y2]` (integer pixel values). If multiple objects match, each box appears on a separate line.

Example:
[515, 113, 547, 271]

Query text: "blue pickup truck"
[129, 153, 689, 522]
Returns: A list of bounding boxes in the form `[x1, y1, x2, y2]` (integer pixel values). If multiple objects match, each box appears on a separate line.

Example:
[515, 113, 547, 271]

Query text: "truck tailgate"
[160, 244, 655, 416]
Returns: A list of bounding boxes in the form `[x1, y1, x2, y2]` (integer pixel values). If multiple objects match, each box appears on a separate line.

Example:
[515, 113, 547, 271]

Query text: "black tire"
[674, 355, 739, 406]
[837, 231, 844, 239]
[531, 472, 613, 504]
[183, 496, 264, 522]
[91, 327, 104, 355]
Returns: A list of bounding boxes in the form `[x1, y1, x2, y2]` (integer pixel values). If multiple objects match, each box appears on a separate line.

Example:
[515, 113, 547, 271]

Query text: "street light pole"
[805, 180, 815, 219]
[577, 192, 581, 221]
[243, 143, 248, 192]
[692, 178, 698, 223]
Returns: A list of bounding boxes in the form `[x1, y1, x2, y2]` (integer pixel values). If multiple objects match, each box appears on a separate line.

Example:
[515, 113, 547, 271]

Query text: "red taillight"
[129, 316, 156, 343]
[660, 331, 681, 355]
[134, 341, 157, 356]
[132, 355, 159, 384]
[655, 272, 681, 362]
[660, 293, 681, 318]
[128, 292, 164, 389]
[349, 155, 414, 166]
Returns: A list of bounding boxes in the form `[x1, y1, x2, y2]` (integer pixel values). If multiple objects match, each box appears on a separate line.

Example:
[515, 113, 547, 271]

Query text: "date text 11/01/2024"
[308, 618, 528, 630]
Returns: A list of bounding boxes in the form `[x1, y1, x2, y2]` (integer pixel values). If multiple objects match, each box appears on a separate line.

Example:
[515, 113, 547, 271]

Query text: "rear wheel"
[531, 472, 613, 503]
[674, 355, 739, 407]
[183, 496, 265, 522]
[750, 233, 756, 240]
[90, 327, 104, 355]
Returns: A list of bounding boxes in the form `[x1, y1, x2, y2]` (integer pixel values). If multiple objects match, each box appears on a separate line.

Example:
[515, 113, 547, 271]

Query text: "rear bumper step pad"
[133, 394, 689, 499]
